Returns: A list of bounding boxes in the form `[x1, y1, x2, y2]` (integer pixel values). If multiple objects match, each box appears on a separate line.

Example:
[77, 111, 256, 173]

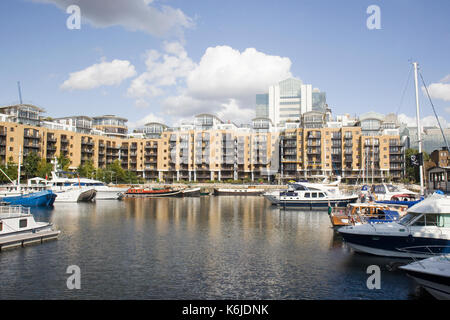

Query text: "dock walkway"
[0, 230, 60, 251]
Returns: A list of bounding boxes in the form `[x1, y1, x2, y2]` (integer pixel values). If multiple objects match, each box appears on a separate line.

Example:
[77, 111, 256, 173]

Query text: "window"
[312, 193, 318, 198]
[304, 193, 311, 198]
[19, 219, 27, 228]
[438, 214, 450, 227]
[319, 193, 325, 198]
[0, 221, 2, 231]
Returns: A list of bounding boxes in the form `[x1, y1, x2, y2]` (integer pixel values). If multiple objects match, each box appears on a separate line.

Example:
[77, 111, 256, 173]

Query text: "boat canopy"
[407, 194, 450, 214]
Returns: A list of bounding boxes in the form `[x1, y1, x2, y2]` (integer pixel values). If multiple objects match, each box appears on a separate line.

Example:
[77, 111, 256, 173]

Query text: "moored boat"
[179, 187, 201, 197]
[126, 187, 181, 197]
[338, 194, 450, 258]
[0, 205, 60, 250]
[329, 202, 408, 227]
[399, 255, 450, 300]
[264, 182, 358, 209]
[0, 190, 57, 207]
[213, 188, 264, 196]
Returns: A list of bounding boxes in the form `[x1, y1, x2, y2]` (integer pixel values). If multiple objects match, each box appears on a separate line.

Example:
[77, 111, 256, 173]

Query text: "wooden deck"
[0, 230, 60, 251]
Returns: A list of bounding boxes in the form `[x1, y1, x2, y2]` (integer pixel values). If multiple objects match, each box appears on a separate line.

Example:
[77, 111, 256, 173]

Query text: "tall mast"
[413, 62, 424, 196]
[17, 145, 22, 190]
[17, 81, 23, 104]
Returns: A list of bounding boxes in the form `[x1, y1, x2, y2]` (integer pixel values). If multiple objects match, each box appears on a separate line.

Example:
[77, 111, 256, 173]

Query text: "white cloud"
[151, 45, 293, 124]
[398, 113, 450, 128]
[123, 43, 292, 125]
[216, 99, 255, 124]
[185, 46, 292, 101]
[440, 75, 450, 83]
[424, 82, 450, 101]
[33, 0, 193, 37]
[128, 112, 164, 129]
[61, 59, 137, 90]
[127, 42, 195, 105]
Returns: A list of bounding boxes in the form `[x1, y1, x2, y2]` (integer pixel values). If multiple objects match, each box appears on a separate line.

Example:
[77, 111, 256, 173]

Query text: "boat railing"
[0, 205, 31, 218]
[397, 246, 450, 261]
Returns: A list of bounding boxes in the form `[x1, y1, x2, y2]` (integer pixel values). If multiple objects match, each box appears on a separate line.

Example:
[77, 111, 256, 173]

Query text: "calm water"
[0, 196, 419, 300]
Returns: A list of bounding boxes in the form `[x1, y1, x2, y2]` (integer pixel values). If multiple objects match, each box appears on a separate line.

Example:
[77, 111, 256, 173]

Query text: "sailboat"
[0, 146, 57, 207]
[337, 62, 450, 258]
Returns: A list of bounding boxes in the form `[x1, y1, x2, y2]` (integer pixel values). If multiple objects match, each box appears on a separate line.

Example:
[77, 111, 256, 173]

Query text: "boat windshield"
[398, 212, 420, 226]
[386, 184, 400, 192]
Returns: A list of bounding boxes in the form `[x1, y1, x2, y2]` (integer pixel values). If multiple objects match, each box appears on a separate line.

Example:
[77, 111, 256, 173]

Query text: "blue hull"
[339, 231, 450, 257]
[0, 190, 57, 207]
[375, 199, 422, 208]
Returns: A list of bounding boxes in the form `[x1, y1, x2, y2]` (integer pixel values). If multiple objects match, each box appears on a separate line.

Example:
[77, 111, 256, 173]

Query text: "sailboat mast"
[413, 62, 424, 196]
[18, 145, 22, 190]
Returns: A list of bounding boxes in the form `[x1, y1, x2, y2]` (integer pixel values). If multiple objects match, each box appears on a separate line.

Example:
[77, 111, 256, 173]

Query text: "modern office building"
[402, 126, 450, 154]
[256, 78, 326, 126]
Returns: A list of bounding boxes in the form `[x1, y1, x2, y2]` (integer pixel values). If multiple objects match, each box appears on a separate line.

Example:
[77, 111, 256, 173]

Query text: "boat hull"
[266, 195, 358, 209]
[52, 188, 96, 202]
[403, 270, 450, 300]
[338, 231, 450, 258]
[126, 189, 181, 197]
[0, 190, 56, 207]
[213, 188, 263, 196]
[95, 189, 126, 200]
[179, 188, 201, 197]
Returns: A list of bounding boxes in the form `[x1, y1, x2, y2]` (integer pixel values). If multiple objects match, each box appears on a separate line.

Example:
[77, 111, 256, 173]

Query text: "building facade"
[0, 104, 406, 183]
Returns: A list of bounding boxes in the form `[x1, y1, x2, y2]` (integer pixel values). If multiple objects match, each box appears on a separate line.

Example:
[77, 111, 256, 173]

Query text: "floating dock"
[0, 230, 60, 251]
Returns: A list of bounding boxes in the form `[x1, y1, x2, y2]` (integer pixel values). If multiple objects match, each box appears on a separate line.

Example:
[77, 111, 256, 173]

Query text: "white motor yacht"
[338, 194, 450, 258]
[0, 205, 60, 248]
[400, 255, 450, 300]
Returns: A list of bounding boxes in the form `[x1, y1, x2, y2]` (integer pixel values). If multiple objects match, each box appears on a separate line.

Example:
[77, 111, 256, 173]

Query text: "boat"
[368, 184, 418, 201]
[200, 189, 211, 196]
[399, 255, 450, 300]
[0, 205, 60, 250]
[264, 182, 358, 209]
[337, 194, 450, 258]
[179, 187, 201, 197]
[329, 202, 408, 227]
[32, 169, 126, 200]
[376, 193, 424, 208]
[0, 189, 57, 207]
[126, 187, 181, 197]
[28, 173, 97, 203]
[213, 188, 264, 196]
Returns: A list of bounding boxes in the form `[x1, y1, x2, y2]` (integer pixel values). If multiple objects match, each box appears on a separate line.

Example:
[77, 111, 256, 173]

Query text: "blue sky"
[1, 0, 450, 128]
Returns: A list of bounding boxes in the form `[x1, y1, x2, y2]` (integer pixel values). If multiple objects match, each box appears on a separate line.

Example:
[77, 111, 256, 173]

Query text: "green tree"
[37, 158, 52, 179]
[105, 160, 126, 183]
[0, 157, 18, 183]
[23, 152, 40, 179]
[77, 160, 96, 178]
[57, 154, 71, 171]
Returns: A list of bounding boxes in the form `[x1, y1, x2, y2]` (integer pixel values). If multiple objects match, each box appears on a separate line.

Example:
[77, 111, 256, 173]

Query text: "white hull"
[94, 187, 128, 200]
[411, 277, 450, 300]
[345, 242, 433, 258]
[52, 187, 96, 202]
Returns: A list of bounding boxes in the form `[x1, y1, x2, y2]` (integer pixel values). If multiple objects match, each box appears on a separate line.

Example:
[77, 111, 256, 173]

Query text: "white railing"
[0, 205, 30, 218]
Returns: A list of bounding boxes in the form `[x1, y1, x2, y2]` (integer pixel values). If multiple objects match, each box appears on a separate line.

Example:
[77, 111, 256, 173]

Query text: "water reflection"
[0, 196, 416, 300]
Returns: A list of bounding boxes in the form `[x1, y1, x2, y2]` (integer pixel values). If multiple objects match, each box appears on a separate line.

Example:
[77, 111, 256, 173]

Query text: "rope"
[419, 71, 450, 151]
[396, 66, 413, 116]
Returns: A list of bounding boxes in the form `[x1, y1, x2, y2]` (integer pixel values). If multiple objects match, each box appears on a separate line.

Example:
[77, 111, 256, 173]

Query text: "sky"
[1, 0, 450, 129]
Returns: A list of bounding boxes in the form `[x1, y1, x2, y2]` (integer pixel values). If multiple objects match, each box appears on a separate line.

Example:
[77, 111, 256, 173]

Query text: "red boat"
[125, 188, 181, 197]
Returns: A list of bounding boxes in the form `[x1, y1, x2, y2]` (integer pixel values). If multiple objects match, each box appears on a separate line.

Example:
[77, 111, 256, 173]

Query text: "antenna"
[17, 81, 23, 104]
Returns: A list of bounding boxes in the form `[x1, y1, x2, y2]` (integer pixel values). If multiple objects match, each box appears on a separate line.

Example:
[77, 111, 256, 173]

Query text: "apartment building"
[0, 104, 406, 183]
